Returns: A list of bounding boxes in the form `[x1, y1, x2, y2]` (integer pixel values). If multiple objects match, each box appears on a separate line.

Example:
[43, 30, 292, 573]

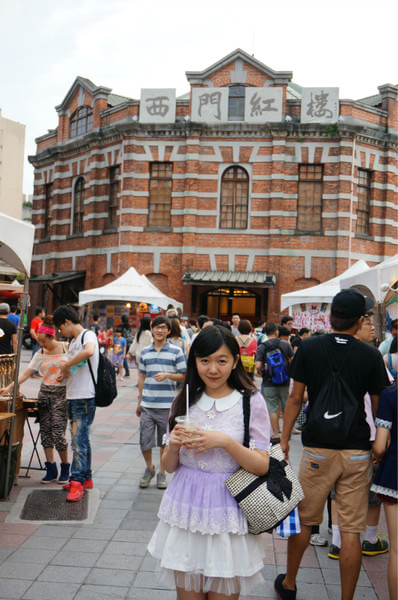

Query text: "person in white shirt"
[54, 305, 99, 503]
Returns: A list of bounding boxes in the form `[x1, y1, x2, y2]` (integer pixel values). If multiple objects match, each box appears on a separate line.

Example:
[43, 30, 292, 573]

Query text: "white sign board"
[245, 87, 283, 123]
[191, 88, 229, 122]
[301, 88, 339, 123]
[139, 89, 176, 123]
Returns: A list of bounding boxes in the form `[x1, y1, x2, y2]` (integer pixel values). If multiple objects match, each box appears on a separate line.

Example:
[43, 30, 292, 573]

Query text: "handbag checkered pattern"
[224, 392, 304, 535]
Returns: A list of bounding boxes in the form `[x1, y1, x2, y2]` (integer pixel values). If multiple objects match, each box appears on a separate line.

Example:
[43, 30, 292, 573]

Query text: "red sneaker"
[66, 481, 84, 502]
[63, 479, 93, 491]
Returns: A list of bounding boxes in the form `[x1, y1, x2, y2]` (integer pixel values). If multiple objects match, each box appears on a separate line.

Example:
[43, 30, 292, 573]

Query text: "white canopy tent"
[0, 213, 35, 277]
[339, 254, 398, 303]
[0, 212, 35, 498]
[280, 260, 370, 312]
[78, 266, 183, 311]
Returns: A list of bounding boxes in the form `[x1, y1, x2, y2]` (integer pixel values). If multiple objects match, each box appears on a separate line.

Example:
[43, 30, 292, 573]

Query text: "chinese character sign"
[301, 88, 339, 123]
[191, 88, 228, 122]
[244, 88, 283, 123]
[139, 89, 176, 123]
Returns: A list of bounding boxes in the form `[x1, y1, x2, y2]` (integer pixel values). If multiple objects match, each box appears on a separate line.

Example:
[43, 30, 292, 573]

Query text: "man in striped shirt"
[137, 315, 187, 489]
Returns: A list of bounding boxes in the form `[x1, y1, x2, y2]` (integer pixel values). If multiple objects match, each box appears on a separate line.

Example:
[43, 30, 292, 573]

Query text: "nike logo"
[323, 411, 343, 420]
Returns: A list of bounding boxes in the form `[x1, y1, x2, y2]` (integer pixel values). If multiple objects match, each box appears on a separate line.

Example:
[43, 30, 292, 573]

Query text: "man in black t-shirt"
[255, 321, 294, 438]
[0, 303, 17, 355]
[89, 314, 100, 336]
[274, 289, 389, 600]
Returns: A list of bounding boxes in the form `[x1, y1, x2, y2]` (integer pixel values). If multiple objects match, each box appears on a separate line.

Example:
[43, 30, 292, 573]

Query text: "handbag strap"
[242, 389, 251, 448]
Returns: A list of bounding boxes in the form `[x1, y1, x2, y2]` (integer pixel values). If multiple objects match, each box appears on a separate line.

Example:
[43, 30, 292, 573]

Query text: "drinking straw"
[186, 384, 189, 418]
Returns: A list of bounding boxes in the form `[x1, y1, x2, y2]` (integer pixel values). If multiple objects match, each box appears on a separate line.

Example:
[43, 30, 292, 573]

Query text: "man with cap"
[0, 303, 18, 355]
[274, 289, 389, 600]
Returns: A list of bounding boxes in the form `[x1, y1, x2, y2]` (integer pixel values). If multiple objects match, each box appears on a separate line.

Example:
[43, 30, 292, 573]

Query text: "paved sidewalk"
[0, 351, 390, 599]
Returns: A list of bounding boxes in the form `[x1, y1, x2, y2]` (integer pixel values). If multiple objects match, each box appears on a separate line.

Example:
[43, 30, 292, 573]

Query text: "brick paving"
[0, 350, 390, 599]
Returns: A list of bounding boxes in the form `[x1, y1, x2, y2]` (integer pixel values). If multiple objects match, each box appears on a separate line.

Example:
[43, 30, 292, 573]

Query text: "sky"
[1, 0, 397, 195]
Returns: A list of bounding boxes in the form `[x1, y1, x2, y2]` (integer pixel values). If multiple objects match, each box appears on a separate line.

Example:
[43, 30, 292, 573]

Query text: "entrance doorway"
[201, 287, 261, 320]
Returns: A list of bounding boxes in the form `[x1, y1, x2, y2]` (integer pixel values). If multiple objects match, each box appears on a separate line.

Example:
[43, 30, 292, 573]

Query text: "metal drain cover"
[20, 489, 88, 521]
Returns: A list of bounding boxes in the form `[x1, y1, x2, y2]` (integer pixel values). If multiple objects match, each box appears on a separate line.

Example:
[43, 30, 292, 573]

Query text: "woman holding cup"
[148, 325, 271, 599]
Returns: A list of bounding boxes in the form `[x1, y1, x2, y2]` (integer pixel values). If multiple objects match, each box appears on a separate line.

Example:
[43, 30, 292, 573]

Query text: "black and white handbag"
[224, 391, 304, 535]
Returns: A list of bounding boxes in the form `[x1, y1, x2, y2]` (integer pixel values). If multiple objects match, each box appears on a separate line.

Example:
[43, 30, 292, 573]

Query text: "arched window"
[73, 178, 85, 234]
[220, 166, 249, 229]
[70, 106, 93, 138]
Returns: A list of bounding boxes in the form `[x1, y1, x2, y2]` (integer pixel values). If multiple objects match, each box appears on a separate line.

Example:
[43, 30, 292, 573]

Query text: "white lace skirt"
[147, 520, 266, 595]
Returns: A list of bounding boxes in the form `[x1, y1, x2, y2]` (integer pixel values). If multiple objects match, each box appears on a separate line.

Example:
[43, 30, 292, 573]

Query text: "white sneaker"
[310, 533, 328, 546]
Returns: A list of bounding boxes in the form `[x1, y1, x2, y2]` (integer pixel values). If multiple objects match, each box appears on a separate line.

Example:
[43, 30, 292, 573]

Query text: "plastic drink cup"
[175, 415, 199, 431]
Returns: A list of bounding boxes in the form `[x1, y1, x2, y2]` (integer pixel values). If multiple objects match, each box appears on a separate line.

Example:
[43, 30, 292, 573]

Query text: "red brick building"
[29, 49, 398, 322]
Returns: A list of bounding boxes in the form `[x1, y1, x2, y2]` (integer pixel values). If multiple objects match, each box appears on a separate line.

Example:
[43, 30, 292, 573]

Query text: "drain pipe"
[348, 135, 356, 267]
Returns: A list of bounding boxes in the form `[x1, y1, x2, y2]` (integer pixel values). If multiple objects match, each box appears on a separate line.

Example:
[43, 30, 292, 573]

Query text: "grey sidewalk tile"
[140, 555, 157, 571]
[127, 589, 177, 600]
[92, 515, 124, 529]
[99, 499, 134, 510]
[296, 567, 324, 584]
[119, 516, 158, 531]
[29, 525, 77, 537]
[103, 491, 136, 501]
[20, 535, 68, 551]
[6, 547, 59, 564]
[21, 581, 80, 600]
[95, 553, 141, 570]
[62, 538, 109, 553]
[95, 507, 129, 520]
[113, 529, 153, 543]
[0, 578, 32, 599]
[133, 571, 174, 590]
[0, 546, 15, 561]
[51, 550, 100, 568]
[98, 461, 132, 473]
[0, 561, 44, 580]
[260, 564, 277, 580]
[316, 551, 341, 569]
[74, 584, 128, 599]
[37, 564, 90, 583]
[326, 584, 378, 600]
[104, 540, 147, 556]
[322, 568, 371, 586]
[72, 527, 115, 541]
[85, 567, 135, 586]
[293, 582, 330, 600]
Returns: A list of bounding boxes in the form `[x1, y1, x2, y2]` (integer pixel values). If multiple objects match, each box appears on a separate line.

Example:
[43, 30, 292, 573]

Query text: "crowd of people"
[0, 297, 396, 600]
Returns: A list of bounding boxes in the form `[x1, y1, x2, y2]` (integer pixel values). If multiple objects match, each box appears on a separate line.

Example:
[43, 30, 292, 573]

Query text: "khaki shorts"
[298, 447, 372, 533]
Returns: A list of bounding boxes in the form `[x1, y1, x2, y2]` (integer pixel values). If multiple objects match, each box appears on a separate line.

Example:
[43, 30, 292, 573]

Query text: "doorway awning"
[30, 271, 86, 284]
[182, 271, 276, 286]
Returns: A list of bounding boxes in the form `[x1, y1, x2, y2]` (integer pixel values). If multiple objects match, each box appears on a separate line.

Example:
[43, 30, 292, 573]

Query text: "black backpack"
[82, 330, 117, 408]
[305, 338, 360, 447]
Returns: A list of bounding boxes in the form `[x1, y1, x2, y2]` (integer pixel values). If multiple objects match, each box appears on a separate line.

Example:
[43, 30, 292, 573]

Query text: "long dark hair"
[169, 325, 256, 430]
[169, 317, 182, 339]
[136, 316, 151, 342]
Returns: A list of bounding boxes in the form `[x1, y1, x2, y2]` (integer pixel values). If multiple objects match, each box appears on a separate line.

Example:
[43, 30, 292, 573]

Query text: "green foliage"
[323, 123, 339, 137]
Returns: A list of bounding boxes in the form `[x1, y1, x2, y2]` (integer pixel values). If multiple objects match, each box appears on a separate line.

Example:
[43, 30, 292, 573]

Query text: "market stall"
[280, 260, 370, 331]
[0, 212, 35, 498]
[78, 266, 183, 326]
[339, 254, 398, 329]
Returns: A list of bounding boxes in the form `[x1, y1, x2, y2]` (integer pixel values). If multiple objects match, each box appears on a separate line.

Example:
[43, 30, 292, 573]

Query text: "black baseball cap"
[331, 288, 374, 319]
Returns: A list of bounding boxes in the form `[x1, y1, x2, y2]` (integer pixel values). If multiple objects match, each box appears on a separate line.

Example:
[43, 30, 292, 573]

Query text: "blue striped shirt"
[139, 341, 187, 409]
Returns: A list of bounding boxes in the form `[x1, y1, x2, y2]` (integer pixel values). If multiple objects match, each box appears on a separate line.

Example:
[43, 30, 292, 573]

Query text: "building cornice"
[28, 120, 398, 167]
